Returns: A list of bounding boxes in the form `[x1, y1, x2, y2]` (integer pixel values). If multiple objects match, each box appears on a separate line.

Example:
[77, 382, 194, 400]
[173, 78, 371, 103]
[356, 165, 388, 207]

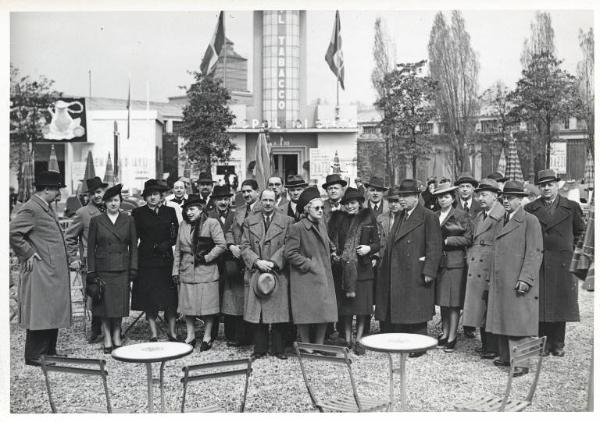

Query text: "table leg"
[399, 352, 407, 411]
[387, 353, 394, 412]
[159, 361, 166, 412]
[145, 363, 154, 413]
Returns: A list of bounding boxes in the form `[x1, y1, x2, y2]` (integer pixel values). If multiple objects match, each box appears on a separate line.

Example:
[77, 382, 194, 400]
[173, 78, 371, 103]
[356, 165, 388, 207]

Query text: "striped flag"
[201, 11, 225, 75]
[127, 77, 132, 139]
[325, 10, 345, 89]
[255, 131, 271, 192]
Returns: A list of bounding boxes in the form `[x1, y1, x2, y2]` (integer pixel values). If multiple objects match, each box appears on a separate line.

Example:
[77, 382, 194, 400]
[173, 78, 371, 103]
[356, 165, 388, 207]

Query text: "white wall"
[315, 132, 358, 189]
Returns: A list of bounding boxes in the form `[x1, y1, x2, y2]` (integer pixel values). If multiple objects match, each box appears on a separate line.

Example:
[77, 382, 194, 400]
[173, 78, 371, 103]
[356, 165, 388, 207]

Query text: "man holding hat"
[65, 176, 109, 343]
[454, 172, 481, 219]
[284, 174, 308, 222]
[462, 178, 505, 359]
[365, 176, 389, 216]
[486, 181, 543, 376]
[10, 171, 71, 366]
[322, 174, 347, 226]
[525, 169, 585, 356]
[197, 171, 216, 211]
[375, 179, 442, 356]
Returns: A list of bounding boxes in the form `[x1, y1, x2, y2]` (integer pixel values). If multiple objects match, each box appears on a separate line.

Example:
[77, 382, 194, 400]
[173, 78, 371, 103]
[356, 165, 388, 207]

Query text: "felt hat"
[85, 176, 108, 193]
[474, 178, 501, 193]
[385, 186, 403, 200]
[501, 180, 528, 197]
[285, 174, 308, 188]
[102, 184, 122, 201]
[487, 171, 508, 183]
[182, 194, 206, 209]
[253, 272, 278, 298]
[454, 173, 479, 188]
[197, 172, 216, 184]
[432, 181, 458, 196]
[535, 169, 561, 185]
[364, 176, 389, 191]
[142, 179, 169, 197]
[35, 170, 66, 188]
[340, 187, 365, 204]
[396, 179, 421, 195]
[211, 185, 233, 198]
[322, 174, 347, 189]
[297, 185, 321, 214]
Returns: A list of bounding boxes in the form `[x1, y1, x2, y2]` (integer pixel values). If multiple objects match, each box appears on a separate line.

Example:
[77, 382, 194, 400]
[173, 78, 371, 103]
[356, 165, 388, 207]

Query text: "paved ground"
[9, 282, 593, 413]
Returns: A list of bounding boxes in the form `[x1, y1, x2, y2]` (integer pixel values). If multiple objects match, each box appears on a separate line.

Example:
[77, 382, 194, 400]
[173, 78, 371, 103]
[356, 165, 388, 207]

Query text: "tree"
[428, 11, 480, 177]
[178, 72, 236, 174]
[480, 80, 518, 144]
[508, 52, 577, 168]
[10, 65, 62, 186]
[521, 11, 555, 68]
[575, 27, 594, 154]
[376, 60, 438, 179]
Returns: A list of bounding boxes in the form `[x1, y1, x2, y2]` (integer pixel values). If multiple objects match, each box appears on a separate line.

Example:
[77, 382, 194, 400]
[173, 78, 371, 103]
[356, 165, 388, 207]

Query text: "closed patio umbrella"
[17, 148, 35, 203]
[496, 146, 506, 176]
[103, 152, 114, 185]
[254, 131, 271, 192]
[504, 136, 524, 182]
[584, 150, 594, 188]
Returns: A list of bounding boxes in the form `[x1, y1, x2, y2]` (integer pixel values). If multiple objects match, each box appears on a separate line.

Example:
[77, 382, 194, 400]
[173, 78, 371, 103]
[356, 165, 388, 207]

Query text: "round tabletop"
[359, 333, 438, 354]
[112, 342, 193, 363]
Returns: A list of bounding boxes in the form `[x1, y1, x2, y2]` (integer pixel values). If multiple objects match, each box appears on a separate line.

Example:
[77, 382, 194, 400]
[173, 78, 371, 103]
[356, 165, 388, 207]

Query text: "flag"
[127, 77, 132, 139]
[325, 10, 345, 90]
[255, 131, 271, 192]
[200, 11, 225, 75]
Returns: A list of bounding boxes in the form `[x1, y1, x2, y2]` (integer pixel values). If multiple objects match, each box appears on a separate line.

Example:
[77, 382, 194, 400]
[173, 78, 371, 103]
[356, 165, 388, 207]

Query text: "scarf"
[340, 212, 363, 293]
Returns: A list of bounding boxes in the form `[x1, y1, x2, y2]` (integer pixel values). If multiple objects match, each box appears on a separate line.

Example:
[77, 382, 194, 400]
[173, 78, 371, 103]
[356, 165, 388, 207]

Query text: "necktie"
[389, 213, 395, 233]
[504, 213, 510, 226]
[463, 201, 469, 213]
[373, 204, 378, 213]
[245, 204, 251, 218]
[264, 215, 271, 231]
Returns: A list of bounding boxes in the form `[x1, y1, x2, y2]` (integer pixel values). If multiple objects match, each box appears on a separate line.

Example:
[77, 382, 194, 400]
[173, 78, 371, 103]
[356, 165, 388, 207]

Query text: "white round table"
[360, 333, 437, 411]
[112, 342, 193, 412]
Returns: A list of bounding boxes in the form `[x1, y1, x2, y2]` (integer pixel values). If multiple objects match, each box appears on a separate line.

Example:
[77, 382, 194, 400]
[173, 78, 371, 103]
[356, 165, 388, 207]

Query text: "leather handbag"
[85, 274, 106, 305]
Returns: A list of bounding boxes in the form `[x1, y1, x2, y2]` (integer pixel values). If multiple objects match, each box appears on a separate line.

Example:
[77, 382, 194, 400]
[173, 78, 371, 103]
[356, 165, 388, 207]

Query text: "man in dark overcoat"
[365, 176, 389, 216]
[10, 171, 71, 366]
[375, 179, 442, 357]
[486, 181, 543, 376]
[524, 169, 585, 356]
[322, 174, 346, 226]
[65, 176, 108, 342]
[283, 174, 308, 221]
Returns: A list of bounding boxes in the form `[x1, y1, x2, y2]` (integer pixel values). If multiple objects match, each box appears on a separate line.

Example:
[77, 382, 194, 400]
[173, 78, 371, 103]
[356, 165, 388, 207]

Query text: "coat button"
[468, 274, 471, 276]
[471, 257, 475, 261]
[480, 240, 485, 245]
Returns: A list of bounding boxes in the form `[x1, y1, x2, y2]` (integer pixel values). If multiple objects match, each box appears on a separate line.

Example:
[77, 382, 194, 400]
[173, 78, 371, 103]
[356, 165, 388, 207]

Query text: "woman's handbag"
[85, 274, 106, 306]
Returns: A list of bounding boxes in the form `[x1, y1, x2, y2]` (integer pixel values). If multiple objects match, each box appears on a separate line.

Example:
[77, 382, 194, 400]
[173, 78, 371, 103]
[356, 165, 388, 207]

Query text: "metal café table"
[112, 342, 193, 412]
[360, 333, 437, 411]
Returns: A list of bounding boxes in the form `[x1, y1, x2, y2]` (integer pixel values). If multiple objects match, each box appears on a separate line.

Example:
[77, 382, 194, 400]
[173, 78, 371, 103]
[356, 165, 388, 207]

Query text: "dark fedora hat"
[182, 194, 206, 209]
[297, 185, 321, 214]
[197, 172, 216, 184]
[487, 171, 508, 183]
[501, 180, 528, 197]
[102, 183, 122, 201]
[432, 181, 458, 196]
[340, 187, 365, 204]
[35, 170, 66, 188]
[285, 174, 308, 188]
[385, 186, 402, 200]
[86, 176, 108, 193]
[322, 174, 347, 189]
[454, 173, 479, 188]
[364, 176, 389, 191]
[211, 185, 233, 198]
[535, 169, 561, 185]
[253, 272, 278, 298]
[142, 179, 169, 197]
[474, 178, 501, 193]
[396, 179, 421, 195]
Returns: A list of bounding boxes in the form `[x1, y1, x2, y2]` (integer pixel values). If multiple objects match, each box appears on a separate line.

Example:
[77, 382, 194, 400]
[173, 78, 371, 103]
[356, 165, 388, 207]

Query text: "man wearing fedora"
[525, 169, 585, 356]
[10, 171, 72, 366]
[240, 189, 295, 359]
[487, 172, 508, 191]
[284, 174, 308, 221]
[375, 179, 442, 356]
[197, 172, 216, 211]
[65, 176, 109, 343]
[365, 176, 389, 216]
[462, 179, 505, 359]
[376, 186, 404, 258]
[486, 181, 543, 376]
[322, 174, 347, 226]
[268, 176, 289, 212]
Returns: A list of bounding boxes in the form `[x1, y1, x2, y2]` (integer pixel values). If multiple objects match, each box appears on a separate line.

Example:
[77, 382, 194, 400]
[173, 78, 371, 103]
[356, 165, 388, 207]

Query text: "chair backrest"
[294, 342, 364, 412]
[40, 355, 111, 413]
[500, 336, 547, 411]
[180, 358, 252, 412]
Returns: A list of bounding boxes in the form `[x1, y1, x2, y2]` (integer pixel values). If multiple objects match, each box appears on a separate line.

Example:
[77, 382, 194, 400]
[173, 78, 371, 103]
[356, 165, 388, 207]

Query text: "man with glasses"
[284, 175, 308, 222]
[268, 176, 288, 212]
[525, 169, 585, 357]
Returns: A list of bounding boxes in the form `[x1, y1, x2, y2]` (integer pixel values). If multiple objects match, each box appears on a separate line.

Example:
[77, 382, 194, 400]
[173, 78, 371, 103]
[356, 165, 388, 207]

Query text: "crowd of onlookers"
[9, 167, 588, 377]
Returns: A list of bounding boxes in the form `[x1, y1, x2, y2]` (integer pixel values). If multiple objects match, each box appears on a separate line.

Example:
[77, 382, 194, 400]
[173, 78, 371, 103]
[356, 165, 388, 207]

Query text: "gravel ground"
[9, 282, 593, 413]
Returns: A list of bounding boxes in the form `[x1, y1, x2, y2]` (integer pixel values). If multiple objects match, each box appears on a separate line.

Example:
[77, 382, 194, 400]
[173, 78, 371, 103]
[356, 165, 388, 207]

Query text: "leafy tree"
[575, 27, 594, 154]
[521, 11, 555, 68]
[480, 81, 517, 144]
[508, 51, 577, 169]
[376, 60, 438, 179]
[428, 11, 480, 177]
[179, 72, 236, 175]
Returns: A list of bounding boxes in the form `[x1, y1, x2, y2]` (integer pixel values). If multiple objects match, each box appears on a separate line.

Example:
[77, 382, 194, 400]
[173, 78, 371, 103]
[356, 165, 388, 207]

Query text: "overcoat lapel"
[496, 207, 524, 239]
[98, 213, 125, 241]
[301, 218, 328, 248]
[264, 213, 285, 243]
[394, 205, 424, 243]
[439, 207, 456, 226]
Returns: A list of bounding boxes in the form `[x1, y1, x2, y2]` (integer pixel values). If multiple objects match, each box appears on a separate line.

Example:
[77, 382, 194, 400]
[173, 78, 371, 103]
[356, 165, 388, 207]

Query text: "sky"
[9, 9, 593, 107]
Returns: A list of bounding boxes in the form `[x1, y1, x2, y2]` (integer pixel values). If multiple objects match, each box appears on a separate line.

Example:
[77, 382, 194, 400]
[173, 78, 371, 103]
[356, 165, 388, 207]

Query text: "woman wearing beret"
[131, 179, 179, 342]
[328, 187, 380, 355]
[172, 195, 226, 350]
[433, 181, 473, 352]
[285, 186, 338, 346]
[87, 184, 138, 353]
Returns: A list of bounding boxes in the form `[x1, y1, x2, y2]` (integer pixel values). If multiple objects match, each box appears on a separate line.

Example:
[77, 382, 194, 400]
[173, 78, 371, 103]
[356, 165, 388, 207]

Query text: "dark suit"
[455, 196, 481, 219]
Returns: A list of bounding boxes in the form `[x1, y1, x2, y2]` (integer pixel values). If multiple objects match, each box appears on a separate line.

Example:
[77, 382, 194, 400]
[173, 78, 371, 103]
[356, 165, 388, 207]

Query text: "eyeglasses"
[311, 206, 324, 210]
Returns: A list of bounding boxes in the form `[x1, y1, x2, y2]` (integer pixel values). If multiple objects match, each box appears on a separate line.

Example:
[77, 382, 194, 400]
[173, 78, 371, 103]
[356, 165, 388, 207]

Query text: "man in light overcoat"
[10, 171, 72, 366]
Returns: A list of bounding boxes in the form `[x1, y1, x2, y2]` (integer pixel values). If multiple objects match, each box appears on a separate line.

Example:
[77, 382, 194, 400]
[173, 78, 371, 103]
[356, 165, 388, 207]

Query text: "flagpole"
[88, 69, 92, 97]
[335, 80, 340, 122]
[113, 121, 119, 184]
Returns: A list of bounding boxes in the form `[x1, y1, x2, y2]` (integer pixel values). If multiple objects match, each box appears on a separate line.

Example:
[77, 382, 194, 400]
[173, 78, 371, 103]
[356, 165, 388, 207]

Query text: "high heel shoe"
[437, 334, 448, 348]
[443, 339, 457, 353]
[184, 339, 197, 348]
[199, 340, 213, 352]
[149, 337, 158, 342]
[167, 333, 179, 342]
[103, 346, 113, 354]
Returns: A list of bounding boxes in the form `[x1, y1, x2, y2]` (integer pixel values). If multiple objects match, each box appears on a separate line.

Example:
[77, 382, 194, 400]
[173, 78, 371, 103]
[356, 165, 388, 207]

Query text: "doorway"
[272, 154, 299, 182]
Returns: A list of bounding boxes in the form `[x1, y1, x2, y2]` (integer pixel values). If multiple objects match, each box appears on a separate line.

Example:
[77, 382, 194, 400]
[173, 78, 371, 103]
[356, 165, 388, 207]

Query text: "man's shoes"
[463, 328, 476, 339]
[272, 353, 288, 360]
[88, 332, 103, 344]
[409, 351, 426, 358]
[475, 346, 483, 354]
[47, 352, 69, 358]
[199, 340, 213, 352]
[512, 367, 529, 377]
[493, 359, 510, 367]
[353, 342, 366, 356]
[481, 351, 498, 359]
[26, 358, 55, 367]
[251, 352, 266, 360]
[551, 348, 565, 357]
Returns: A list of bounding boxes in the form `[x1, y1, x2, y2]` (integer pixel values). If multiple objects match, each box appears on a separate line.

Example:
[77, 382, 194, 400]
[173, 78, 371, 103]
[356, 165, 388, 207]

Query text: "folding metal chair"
[455, 336, 547, 412]
[180, 358, 253, 412]
[70, 269, 89, 335]
[40, 355, 128, 413]
[294, 342, 392, 412]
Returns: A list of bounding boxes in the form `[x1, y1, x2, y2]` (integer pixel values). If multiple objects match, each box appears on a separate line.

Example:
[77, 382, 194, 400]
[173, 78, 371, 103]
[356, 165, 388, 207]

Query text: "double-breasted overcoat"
[285, 218, 338, 324]
[486, 207, 543, 337]
[240, 211, 294, 324]
[10, 195, 71, 330]
[375, 204, 442, 324]
[525, 196, 585, 322]
[65, 202, 103, 263]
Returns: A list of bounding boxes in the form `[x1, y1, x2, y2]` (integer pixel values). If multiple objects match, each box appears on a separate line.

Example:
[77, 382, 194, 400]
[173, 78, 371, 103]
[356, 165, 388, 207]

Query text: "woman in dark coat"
[131, 179, 179, 341]
[285, 186, 338, 345]
[87, 184, 138, 353]
[432, 181, 473, 352]
[329, 187, 380, 354]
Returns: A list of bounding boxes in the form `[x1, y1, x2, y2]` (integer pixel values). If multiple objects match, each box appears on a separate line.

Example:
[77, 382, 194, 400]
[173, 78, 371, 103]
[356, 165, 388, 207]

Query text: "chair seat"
[185, 405, 222, 413]
[455, 395, 531, 412]
[78, 407, 133, 413]
[318, 396, 390, 412]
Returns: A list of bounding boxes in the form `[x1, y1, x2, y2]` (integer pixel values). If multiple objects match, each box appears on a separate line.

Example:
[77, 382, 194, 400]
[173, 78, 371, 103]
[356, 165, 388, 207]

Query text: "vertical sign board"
[309, 148, 331, 188]
[550, 142, 567, 175]
[277, 11, 286, 128]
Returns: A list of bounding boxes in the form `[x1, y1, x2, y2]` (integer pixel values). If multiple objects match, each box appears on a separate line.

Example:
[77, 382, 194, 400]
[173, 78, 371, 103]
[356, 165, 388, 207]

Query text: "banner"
[42, 97, 87, 142]
[550, 142, 567, 174]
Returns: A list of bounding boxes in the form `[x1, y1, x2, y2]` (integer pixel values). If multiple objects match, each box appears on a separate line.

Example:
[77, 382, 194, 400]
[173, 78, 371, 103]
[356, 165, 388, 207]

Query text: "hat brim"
[535, 177, 561, 185]
[395, 190, 420, 195]
[37, 183, 67, 189]
[253, 273, 277, 297]
[182, 200, 206, 208]
[87, 182, 109, 192]
[322, 180, 347, 189]
[364, 184, 389, 191]
[340, 196, 365, 205]
[454, 179, 479, 187]
[500, 191, 529, 197]
[474, 186, 501, 193]
[285, 183, 308, 188]
[432, 186, 458, 196]
[197, 179, 216, 184]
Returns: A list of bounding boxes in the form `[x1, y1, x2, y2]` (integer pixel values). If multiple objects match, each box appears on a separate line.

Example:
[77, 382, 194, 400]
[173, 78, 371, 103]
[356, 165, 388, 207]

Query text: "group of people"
[9, 166, 585, 374]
